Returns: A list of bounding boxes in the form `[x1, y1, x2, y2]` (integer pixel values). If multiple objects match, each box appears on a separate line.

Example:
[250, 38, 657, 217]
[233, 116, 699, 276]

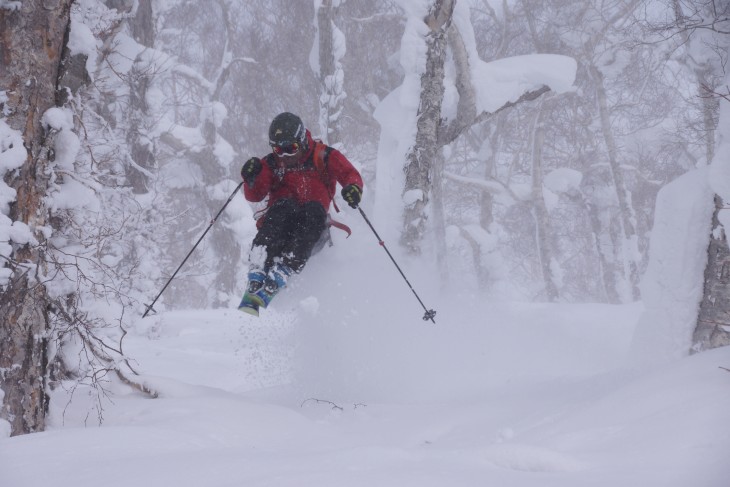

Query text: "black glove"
[241, 157, 262, 185]
[341, 184, 362, 209]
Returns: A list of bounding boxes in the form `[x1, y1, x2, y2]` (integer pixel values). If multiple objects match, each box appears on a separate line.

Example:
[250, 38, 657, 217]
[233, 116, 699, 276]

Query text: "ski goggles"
[271, 142, 300, 156]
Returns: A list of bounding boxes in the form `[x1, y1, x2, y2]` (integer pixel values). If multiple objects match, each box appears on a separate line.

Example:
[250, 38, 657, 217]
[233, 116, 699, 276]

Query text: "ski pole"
[142, 181, 243, 318]
[357, 207, 436, 324]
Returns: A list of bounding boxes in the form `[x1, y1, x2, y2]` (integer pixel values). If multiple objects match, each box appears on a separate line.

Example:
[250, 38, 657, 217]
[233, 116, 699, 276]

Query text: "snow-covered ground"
[2, 214, 729, 486]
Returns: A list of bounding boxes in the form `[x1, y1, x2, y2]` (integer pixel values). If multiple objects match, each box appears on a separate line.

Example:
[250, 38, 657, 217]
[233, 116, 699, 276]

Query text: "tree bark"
[126, 0, 156, 194]
[530, 104, 559, 301]
[671, 0, 730, 353]
[316, 0, 344, 145]
[401, 0, 455, 254]
[573, 193, 622, 304]
[431, 149, 449, 280]
[400, 1, 553, 256]
[693, 196, 730, 351]
[0, 0, 73, 436]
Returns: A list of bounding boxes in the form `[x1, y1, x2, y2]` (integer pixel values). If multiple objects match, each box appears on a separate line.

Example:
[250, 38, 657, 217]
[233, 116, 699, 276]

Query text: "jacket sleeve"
[327, 148, 363, 191]
[242, 157, 274, 202]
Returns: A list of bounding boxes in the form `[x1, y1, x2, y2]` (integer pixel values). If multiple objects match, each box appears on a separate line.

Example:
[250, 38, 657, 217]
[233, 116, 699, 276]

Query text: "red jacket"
[243, 130, 363, 213]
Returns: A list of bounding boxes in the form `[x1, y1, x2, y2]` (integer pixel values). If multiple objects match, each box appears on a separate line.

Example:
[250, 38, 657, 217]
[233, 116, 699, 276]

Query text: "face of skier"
[271, 141, 304, 164]
[271, 141, 300, 157]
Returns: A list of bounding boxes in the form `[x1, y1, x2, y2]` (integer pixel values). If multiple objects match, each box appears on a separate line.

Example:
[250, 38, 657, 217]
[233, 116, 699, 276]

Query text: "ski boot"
[238, 270, 267, 316]
[253, 263, 292, 309]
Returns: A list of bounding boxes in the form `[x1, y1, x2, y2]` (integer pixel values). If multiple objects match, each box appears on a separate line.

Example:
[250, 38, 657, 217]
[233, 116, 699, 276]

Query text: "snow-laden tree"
[628, 0, 730, 351]
[397, 0, 455, 256]
[0, 0, 162, 437]
[149, 0, 251, 307]
[314, 0, 346, 146]
[670, 0, 730, 352]
[374, 0, 575, 302]
[0, 0, 74, 437]
[67, 0, 256, 312]
[438, 0, 696, 303]
[517, 0, 654, 302]
[628, 0, 729, 360]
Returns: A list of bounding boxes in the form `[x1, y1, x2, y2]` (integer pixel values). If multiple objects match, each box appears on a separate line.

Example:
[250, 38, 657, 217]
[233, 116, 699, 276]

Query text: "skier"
[238, 112, 363, 315]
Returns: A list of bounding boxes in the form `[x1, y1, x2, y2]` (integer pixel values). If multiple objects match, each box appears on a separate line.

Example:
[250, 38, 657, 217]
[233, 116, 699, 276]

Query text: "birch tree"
[0, 1, 165, 435]
[315, 0, 346, 145]
[529, 102, 560, 300]
[519, 0, 671, 302]
[401, 0, 556, 259]
[400, 0, 454, 254]
[0, 0, 73, 436]
[433, 0, 692, 301]
[635, 0, 730, 351]
[672, 1, 730, 352]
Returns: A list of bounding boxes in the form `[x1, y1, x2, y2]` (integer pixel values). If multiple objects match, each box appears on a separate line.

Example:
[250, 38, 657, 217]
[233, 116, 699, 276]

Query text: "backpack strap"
[328, 217, 351, 237]
[312, 143, 331, 175]
[312, 142, 352, 236]
[312, 142, 340, 213]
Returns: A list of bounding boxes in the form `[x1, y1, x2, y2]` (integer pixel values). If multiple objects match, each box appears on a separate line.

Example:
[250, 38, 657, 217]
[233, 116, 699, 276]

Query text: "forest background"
[1, 0, 729, 438]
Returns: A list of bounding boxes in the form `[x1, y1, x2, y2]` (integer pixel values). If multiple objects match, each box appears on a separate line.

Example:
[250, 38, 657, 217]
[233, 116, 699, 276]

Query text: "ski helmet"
[268, 112, 306, 147]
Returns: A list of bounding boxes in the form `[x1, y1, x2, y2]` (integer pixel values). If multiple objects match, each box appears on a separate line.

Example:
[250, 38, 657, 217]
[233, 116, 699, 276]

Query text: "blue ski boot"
[238, 270, 267, 316]
[254, 263, 293, 309]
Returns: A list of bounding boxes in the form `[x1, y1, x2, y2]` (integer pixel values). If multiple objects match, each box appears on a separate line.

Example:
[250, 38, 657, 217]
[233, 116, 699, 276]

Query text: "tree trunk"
[592, 66, 641, 301]
[431, 150, 449, 281]
[0, 0, 73, 436]
[431, 20, 473, 281]
[530, 104, 559, 301]
[585, 198, 622, 304]
[693, 198, 730, 352]
[126, 0, 156, 194]
[316, 0, 344, 145]
[400, 0, 551, 257]
[689, 52, 727, 353]
[689, 66, 727, 352]
[401, 0, 455, 254]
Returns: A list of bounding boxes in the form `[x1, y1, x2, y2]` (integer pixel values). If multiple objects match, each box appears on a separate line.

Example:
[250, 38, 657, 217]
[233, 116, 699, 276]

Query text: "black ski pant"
[252, 198, 327, 273]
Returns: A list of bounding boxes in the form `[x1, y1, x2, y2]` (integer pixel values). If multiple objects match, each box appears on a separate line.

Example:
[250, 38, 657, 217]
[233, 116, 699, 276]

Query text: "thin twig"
[301, 398, 344, 411]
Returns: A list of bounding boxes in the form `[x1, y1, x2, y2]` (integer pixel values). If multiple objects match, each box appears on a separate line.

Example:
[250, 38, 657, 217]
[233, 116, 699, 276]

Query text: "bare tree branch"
[439, 85, 551, 146]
